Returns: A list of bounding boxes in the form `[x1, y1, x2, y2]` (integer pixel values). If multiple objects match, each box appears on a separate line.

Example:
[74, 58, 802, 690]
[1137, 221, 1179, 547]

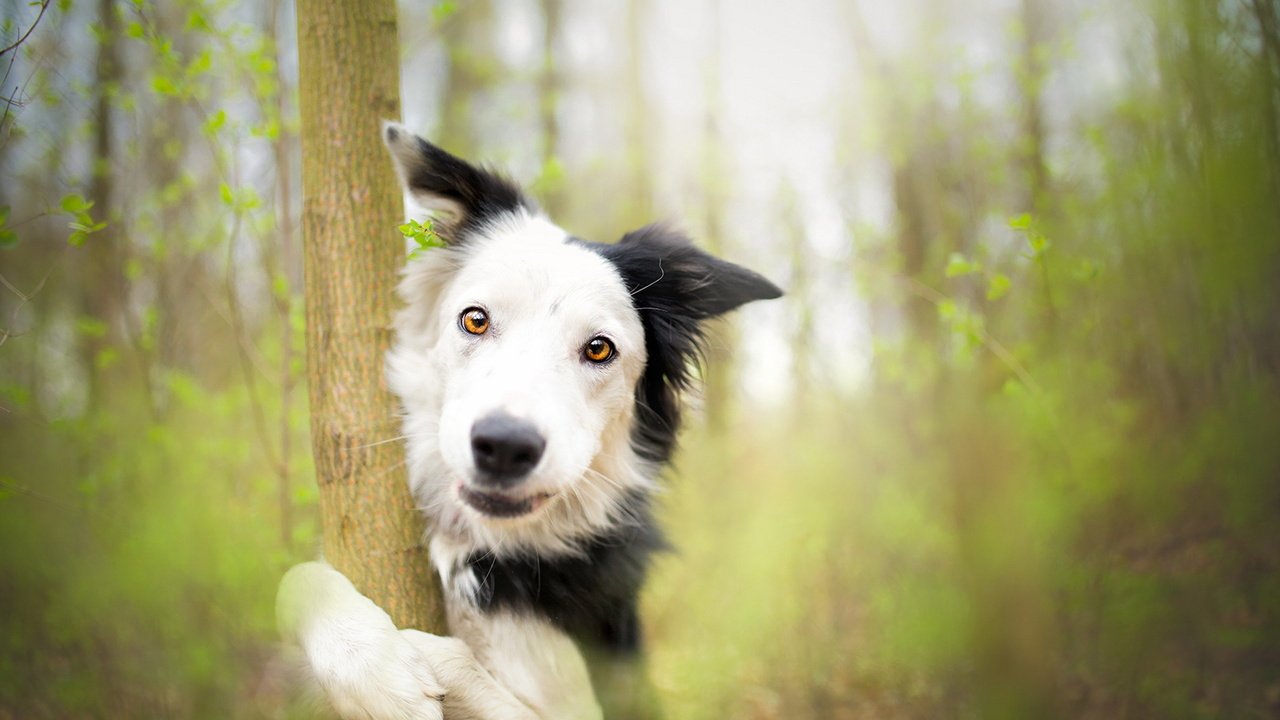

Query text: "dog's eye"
[583, 337, 615, 364]
[460, 307, 490, 335]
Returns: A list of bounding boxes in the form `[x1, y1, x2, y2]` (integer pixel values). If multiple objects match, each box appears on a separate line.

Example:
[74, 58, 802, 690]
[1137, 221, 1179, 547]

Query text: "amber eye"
[584, 337, 615, 364]
[460, 307, 489, 335]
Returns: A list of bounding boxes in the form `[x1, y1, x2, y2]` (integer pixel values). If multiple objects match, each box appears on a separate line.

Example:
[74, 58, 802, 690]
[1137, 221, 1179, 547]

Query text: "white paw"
[317, 628, 445, 720]
[279, 562, 445, 720]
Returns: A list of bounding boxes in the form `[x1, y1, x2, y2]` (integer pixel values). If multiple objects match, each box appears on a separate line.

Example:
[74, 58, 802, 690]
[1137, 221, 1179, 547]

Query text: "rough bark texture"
[296, 0, 443, 632]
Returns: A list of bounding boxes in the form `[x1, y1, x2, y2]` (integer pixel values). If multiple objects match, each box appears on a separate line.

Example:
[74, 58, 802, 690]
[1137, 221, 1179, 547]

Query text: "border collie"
[278, 123, 781, 719]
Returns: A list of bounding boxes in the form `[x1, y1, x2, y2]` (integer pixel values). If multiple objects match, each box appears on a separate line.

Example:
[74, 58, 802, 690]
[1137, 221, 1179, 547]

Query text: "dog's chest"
[434, 522, 665, 655]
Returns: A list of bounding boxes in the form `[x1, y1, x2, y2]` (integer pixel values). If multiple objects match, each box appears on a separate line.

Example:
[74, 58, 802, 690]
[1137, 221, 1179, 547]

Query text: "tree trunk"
[296, 0, 443, 632]
[439, 0, 492, 154]
[1018, 0, 1049, 211]
[82, 0, 122, 411]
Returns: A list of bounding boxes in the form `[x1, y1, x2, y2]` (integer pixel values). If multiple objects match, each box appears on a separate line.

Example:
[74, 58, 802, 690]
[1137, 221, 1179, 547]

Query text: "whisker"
[629, 258, 666, 297]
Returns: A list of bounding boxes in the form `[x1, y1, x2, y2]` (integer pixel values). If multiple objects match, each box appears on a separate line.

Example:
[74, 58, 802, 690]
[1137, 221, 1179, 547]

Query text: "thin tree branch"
[0, 0, 51, 58]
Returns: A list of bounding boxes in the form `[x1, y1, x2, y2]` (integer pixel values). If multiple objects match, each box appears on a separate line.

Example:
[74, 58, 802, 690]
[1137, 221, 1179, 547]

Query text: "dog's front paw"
[279, 562, 445, 720]
[312, 626, 445, 720]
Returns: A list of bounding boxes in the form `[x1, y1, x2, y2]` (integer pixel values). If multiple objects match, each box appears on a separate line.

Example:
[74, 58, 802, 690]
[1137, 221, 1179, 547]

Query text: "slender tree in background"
[295, 0, 442, 631]
[698, 0, 739, 434]
[538, 0, 566, 217]
[81, 0, 122, 410]
[623, 0, 653, 224]
[439, 0, 493, 154]
[1018, 0, 1049, 211]
[269, 0, 298, 551]
[780, 182, 814, 404]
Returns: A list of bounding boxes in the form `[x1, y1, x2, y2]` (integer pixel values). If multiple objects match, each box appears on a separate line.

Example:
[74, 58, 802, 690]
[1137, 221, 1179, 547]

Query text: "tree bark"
[296, 0, 443, 632]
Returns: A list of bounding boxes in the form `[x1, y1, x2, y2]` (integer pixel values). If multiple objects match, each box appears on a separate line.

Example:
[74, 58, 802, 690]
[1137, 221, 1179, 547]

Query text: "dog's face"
[382, 123, 781, 555]
[425, 217, 648, 522]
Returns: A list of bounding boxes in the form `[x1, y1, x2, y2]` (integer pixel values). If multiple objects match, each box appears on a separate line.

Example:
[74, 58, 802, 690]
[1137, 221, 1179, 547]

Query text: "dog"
[277, 122, 781, 719]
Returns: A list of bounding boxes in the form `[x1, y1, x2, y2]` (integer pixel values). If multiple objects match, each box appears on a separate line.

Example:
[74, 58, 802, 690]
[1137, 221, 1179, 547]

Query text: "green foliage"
[431, 0, 458, 25]
[60, 193, 107, 246]
[0, 1, 306, 713]
[0, 360, 314, 717]
[400, 218, 444, 259]
[0, 205, 14, 247]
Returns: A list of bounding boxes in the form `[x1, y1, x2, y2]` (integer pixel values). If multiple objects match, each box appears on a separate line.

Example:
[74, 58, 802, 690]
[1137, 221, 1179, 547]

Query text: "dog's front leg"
[278, 561, 445, 720]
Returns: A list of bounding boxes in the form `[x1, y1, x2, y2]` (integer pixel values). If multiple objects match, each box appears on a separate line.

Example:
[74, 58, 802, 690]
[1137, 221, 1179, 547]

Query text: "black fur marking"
[576, 226, 783, 463]
[386, 127, 531, 240]
[466, 491, 667, 654]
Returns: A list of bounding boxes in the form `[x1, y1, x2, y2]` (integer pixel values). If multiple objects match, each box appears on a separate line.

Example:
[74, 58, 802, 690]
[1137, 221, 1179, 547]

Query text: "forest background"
[2, 0, 1279, 717]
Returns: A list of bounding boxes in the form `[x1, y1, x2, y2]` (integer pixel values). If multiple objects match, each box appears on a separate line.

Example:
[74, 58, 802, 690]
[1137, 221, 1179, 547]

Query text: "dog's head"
[382, 123, 781, 555]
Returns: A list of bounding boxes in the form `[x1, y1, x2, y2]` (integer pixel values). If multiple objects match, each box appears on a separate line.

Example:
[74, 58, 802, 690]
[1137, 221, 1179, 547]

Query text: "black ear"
[594, 224, 782, 463]
[602, 224, 783, 318]
[382, 121, 531, 240]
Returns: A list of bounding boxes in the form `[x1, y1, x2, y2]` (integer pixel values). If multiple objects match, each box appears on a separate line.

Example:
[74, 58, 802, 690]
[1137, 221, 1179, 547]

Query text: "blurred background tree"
[1, 0, 1278, 718]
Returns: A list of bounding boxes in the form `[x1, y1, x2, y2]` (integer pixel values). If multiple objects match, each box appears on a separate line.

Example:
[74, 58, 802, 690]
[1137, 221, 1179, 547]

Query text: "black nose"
[470, 413, 545, 486]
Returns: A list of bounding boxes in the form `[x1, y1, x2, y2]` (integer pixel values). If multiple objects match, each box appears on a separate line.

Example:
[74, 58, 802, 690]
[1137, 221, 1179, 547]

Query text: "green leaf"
[0, 230, 16, 248]
[75, 316, 109, 338]
[203, 109, 227, 136]
[1027, 231, 1050, 254]
[944, 252, 982, 278]
[95, 347, 120, 370]
[60, 193, 92, 213]
[0, 205, 9, 225]
[1008, 213, 1032, 231]
[151, 74, 179, 96]
[186, 9, 211, 32]
[219, 182, 234, 206]
[986, 273, 1011, 301]
[187, 50, 212, 77]
[401, 219, 445, 259]
[432, 0, 459, 23]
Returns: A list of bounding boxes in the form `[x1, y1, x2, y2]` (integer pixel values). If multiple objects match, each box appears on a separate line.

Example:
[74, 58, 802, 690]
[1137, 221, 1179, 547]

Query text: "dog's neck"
[429, 488, 665, 654]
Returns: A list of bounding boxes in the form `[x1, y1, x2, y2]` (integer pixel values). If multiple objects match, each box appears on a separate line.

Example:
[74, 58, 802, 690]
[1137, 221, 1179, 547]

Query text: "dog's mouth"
[458, 485, 553, 519]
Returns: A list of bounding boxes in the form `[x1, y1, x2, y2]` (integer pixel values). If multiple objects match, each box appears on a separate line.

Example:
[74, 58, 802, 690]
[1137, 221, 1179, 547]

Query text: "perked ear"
[594, 224, 781, 464]
[603, 224, 783, 318]
[381, 121, 532, 240]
